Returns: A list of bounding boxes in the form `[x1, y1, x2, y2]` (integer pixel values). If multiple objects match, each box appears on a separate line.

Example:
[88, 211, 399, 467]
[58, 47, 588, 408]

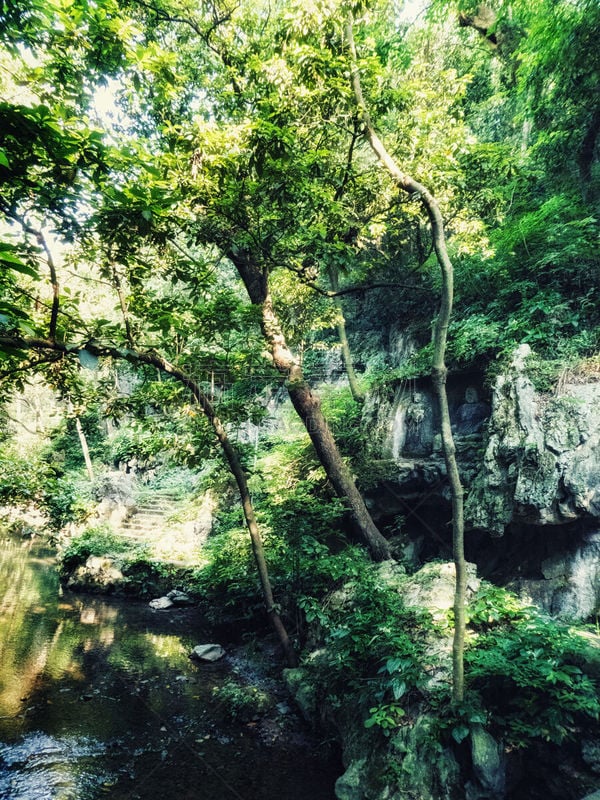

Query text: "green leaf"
[0, 251, 38, 278]
[78, 349, 100, 371]
[451, 725, 470, 744]
[0, 301, 28, 319]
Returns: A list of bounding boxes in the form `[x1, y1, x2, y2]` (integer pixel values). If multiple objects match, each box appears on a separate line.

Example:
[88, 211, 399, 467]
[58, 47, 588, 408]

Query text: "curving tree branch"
[345, 14, 466, 702]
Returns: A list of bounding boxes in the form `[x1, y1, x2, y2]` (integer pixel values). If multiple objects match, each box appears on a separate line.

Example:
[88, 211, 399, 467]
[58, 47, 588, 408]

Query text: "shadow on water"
[0, 530, 340, 800]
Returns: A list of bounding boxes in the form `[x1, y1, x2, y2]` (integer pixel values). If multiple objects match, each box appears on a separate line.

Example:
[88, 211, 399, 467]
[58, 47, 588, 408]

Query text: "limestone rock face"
[403, 561, 479, 623]
[93, 471, 136, 528]
[465, 724, 505, 800]
[534, 531, 600, 618]
[466, 345, 600, 535]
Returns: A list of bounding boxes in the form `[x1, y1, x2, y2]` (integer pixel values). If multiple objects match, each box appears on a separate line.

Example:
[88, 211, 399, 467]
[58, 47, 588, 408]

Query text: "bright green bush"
[107, 427, 166, 465]
[451, 192, 600, 369]
[188, 528, 261, 619]
[465, 584, 600, 747]
[59, 524, 138, 570]
[0, 449, 41, 504]
[299, 564, 434, 732]
[41, 472, 94, 530]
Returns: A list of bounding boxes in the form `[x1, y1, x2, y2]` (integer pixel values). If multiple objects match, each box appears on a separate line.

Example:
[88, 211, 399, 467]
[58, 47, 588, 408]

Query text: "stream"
[0, 529, 340, 800]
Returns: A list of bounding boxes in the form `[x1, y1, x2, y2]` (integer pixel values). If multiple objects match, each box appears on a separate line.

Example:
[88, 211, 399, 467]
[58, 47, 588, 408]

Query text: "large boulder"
[93, 471, 136, 528]
[190, 644, 225, 662]
[67, 555, 125, 592]
[149, 596, 174, 610]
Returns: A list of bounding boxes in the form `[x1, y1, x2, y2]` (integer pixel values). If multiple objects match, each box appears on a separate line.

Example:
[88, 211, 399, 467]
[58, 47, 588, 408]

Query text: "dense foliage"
[1, 0, 599, 787]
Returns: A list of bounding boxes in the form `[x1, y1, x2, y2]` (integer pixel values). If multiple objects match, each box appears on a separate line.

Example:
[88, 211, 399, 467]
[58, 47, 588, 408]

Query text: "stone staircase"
[120, 490, 181, 544]
[115, 487, 211, 565]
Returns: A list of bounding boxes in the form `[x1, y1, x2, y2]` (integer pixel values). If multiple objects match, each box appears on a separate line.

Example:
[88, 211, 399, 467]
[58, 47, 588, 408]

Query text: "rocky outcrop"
[67, 555, 126, 593]
[362, 344, 600, 619]
[512, 530, 600, 619]
[466, 345, 600, 536]
[93, 471, 136, 528]
[286, 561, 600, 799]
[285, 562, 491, 800]
[63, 552, 192, 597]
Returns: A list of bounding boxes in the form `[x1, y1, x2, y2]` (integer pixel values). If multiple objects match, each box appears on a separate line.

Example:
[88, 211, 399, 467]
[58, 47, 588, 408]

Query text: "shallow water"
[0, 531, 338, 800]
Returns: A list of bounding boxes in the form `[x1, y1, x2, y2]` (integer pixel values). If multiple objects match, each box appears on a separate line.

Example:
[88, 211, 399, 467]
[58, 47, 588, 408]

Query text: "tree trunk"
[132, 350, 298, 668]
[345, 17, 466, 701]
[227, 252, 391, 562]
[75, 415, 95, 482]
[579, 106, 600, 202]
[328, 267, 365, 403]
[0, 334, 297, 668]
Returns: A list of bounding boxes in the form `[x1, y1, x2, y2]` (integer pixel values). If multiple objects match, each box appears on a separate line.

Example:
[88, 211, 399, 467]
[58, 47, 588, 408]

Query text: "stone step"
[134, 500, 178, 510]
[130, 510, 173, 520]
[134, 493, 181, 503]
[122, 524, 171, 535]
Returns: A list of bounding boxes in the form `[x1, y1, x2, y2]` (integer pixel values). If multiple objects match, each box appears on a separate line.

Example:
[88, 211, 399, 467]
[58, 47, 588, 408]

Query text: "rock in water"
[166, 589, 193, 606]
[149, 596, 174, 610]
[190, 644, 225, 662]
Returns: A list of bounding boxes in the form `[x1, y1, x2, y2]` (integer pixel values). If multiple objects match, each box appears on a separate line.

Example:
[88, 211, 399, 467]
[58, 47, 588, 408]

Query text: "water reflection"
[0, 529, 339, 800]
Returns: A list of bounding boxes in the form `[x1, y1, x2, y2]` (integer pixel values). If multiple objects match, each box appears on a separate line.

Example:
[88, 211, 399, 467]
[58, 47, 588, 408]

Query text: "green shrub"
[320, 386, 365, 457]
[187, 528, 262, 619]
[107, 427, 166, 465]
[60, 523, 148, 572]
[465, 584, 600, 747]
[299, 564, 434, 733]
[212, 678, 273, 722]
[41, 472, 94, 530]
[0, 450, 41, 504]
[43, 407, 106, 471]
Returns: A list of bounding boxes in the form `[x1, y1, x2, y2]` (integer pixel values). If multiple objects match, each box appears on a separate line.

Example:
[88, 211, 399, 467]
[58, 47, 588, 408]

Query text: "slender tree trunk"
[345, 17, 466, 701]
[328, 267, 365, 403]
[0, 334, 297, 668]
[74, 415, 95, 482]
[579, 106, 600, 202]
[227, 251, 391, 562]
[133, 351, 298, 668]
[0, 208, 60, 341]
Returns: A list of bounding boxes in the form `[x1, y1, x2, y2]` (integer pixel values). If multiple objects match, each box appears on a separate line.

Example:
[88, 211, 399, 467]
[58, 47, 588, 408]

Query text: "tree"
[0, 329, 298, 665]
[344, 11, 466, 702]
[93, 0, 393, 560]
[0, 0, 297, 665]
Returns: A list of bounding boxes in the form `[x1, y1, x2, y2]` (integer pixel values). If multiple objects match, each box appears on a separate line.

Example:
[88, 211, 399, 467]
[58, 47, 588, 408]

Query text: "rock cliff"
[466, 344, 600, 535]
[362, 343, 600, 619]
